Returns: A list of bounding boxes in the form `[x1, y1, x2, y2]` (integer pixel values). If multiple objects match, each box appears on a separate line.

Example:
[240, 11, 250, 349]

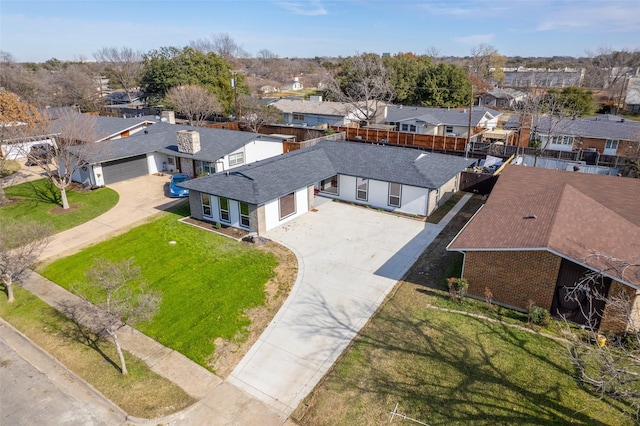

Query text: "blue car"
[169, 173, 190, 197]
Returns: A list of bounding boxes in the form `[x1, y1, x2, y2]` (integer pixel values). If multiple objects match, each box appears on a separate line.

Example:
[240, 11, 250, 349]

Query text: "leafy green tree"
[140, 46, 248, 114]
[546, 87, 596, 117]
[383, 53, 432, 105]
[415, 63, 471, 107]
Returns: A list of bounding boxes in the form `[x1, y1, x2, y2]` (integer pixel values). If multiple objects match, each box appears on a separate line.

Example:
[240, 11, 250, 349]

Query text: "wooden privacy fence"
[331, 126, 482, 152]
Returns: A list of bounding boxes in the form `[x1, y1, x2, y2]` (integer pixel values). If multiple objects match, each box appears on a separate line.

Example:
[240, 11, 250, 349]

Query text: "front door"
[550, 258, 610, 329]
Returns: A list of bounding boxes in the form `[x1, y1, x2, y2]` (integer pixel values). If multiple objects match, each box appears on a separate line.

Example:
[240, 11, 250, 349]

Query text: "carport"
[101, 154, 148, 184]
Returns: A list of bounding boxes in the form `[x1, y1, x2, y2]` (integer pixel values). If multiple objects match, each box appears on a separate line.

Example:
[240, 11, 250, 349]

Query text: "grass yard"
[1, 179, 119, 231]
[39, 203, 279, 369]
[294, 286, 632, 425]
[0, 286, 195, 418]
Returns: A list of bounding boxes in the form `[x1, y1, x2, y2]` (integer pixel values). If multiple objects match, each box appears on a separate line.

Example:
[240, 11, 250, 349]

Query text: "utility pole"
[232, 71, 240, 121]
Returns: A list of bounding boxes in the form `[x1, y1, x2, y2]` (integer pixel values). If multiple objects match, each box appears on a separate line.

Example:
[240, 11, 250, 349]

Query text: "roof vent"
[523, 215, 537, 220]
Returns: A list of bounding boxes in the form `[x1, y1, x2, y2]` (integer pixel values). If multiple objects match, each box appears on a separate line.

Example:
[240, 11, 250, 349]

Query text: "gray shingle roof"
[86, 122, 280, 163]
[384, 105, 499, 126]
[505, 114, 640, 141]
[180, 140, 476, 204]
[48, 114, 155, 142]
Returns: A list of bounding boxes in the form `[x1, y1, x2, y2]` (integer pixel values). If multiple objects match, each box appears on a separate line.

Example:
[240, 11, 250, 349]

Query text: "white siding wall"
[147, 154, 160, 174]
[264, 187, 309, 232]
[330, 175, 431, 216]
[92, 165, 104, 186]
[428, 189, 439, 216]
[244, 139, 283, 164]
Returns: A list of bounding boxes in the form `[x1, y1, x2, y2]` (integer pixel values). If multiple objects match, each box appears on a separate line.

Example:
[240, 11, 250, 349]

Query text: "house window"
[219, 197, 230, 222]
[202, 161, 215, 175]
[356, 177, 368, 201]
[388, 183, 401, 207]
[548, 135, 574, 145]
[320, 175, 339, 195]
[240, 202, 250, 228]
[401, 124, 409, 132]
[293, 113, 304, 120]
[409, 124, 416, 132]
[445, 125, 454, 134]
[605, 139, 618, 150]
[279, 192, 296, 220]
[167, 156, 175, 165]
[229, 152, 244, 167]
[201, 193, 212, 217]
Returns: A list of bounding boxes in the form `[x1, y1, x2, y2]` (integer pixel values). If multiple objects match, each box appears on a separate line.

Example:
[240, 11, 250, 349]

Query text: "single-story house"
[447, 165, 640, 332]
[1, 111, 154, 160]
[282, 77, 303, 91]
[625, 77, 640, 114]
[74, 122, 286, 186]
[382, 105, 500, 138]
[481, 88, 527, 109]
[180, 140, 476, 234]
[505, 114, 640, 156]
[270, 97, 375, 127]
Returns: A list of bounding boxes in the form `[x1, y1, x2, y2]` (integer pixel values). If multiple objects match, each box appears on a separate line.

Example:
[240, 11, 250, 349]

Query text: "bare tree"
[469, 43, 507, 85]
[239, 95, 282, 133]
[326, 53, 395, 125]
[0, 219, 53, 302]
[190, 33, 248, 60]
[75, 258, 161, 375]
[165, 85, 222, 127]
[20, 110, 99, 209]
[584, 47, 640, 113]
[93, 47, 142, 102]
[560, 253, 640, 422]
[424, 46, 441, 63]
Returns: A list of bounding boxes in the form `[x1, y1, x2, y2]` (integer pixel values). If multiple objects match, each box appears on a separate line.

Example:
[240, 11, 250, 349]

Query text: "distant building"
[502, 67, 584, 88]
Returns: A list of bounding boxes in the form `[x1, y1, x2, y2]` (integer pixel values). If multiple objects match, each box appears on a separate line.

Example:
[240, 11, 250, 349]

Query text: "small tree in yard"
[446, 277, 469, 302]
[0, 219, 53, 302]
[560, 253, 640, 422]
[76, 258, 161, 375]
[239, 95, 282, 133]
[21, 109, 100, 209]
[165, 84, 222, 127]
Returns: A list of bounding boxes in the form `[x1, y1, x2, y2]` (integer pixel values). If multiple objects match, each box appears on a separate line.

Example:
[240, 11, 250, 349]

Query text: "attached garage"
[101, 154, 148, 184]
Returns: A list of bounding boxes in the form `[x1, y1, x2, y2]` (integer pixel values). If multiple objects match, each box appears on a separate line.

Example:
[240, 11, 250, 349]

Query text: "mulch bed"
[180, 216, 250, 241]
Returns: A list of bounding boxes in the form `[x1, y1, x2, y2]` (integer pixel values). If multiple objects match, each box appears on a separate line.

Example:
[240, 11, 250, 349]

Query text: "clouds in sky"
[277, 0, 328, 16]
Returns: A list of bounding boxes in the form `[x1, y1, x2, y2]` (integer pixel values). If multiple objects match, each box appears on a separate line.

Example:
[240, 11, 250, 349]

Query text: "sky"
[1, 0, 639, 63]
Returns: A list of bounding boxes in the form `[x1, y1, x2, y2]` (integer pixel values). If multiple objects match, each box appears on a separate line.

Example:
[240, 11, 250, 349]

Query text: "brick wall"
[599, 280, 639, 333]
[464, 250, 561, 310]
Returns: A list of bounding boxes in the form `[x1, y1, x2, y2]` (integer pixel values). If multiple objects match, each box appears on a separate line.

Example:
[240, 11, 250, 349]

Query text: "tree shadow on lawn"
[4, 180, 62, 209]
[51, 299, 122, 373]
[297, 289, 616, 425]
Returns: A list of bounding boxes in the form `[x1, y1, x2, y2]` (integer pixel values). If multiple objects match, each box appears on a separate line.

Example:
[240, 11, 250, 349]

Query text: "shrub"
[446, 277, 469, 302]
[528, 304, 550, 326]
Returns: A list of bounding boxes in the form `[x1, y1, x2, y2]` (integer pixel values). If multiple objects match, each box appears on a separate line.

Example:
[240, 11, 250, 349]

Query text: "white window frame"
[167, 156, 175, 165]
[356, 177, 368, 201]
[319, 175, 339, 195]
[388, 183, 402, 207]
[409, 124, 416, 132]
[445, 125, 454, 134]
[605, 139, 618, 150]
[401, 123, 409, 132]
[240, 202, 250, 228]
[228, 152, 244, 167]
[201, 193, 212, 217]
[219, 197, 230, 222]
[202, 161, 215, 175]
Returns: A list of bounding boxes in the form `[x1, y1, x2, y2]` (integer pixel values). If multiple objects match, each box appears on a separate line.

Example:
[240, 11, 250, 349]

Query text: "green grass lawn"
[1, 179, 119, 232]
[39, 204, 278, 369]
[0, 286, 195, 418]
[294, 285, 632, 426]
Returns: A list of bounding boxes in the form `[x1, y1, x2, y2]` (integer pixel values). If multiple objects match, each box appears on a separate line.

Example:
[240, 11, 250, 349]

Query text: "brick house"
[447, 165, 640, 332]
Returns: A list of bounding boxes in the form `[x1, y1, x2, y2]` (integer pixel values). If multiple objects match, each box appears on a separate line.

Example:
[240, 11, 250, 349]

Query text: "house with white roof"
[270, 97, 374, 127]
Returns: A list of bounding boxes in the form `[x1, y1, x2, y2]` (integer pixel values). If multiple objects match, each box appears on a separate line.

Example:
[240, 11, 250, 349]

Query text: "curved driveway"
[228, 195, 470, 415]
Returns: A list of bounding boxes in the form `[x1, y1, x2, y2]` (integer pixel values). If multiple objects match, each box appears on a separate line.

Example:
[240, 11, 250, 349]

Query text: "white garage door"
[102, 155, 148, 184]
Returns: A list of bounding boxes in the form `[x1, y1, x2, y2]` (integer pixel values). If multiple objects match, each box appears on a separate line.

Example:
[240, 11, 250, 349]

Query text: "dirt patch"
[181, 216, 250, 240]
[208, 240, 298, 377]
[49, 204, 81, 214]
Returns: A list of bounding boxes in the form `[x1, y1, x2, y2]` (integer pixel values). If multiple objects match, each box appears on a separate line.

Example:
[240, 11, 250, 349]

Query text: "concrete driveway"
[228, 199, 446, 415]
[39, 174, 180, 262]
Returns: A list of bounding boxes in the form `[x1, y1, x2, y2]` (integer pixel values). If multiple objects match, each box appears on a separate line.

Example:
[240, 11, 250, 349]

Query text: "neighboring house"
[481, 88, 527, 109]
[271, 97, 374, 127]
[625, 77, 640, 114]
[1, 111, 154, 160]
[505, 114, 640, 156]
[382, 105, 500, 138]
[447, 165, 640, 332]
[75, 122, 285, 186]
[502, 67, 585, 88]
[180, 140, 475, 234]
[282, 77, 304, 91]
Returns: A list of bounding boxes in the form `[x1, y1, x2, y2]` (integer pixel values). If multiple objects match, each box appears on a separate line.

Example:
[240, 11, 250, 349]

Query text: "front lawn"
[39, 204, 279, 369]
[294, 286, 631, 425]
[1, 179, 119, 232]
